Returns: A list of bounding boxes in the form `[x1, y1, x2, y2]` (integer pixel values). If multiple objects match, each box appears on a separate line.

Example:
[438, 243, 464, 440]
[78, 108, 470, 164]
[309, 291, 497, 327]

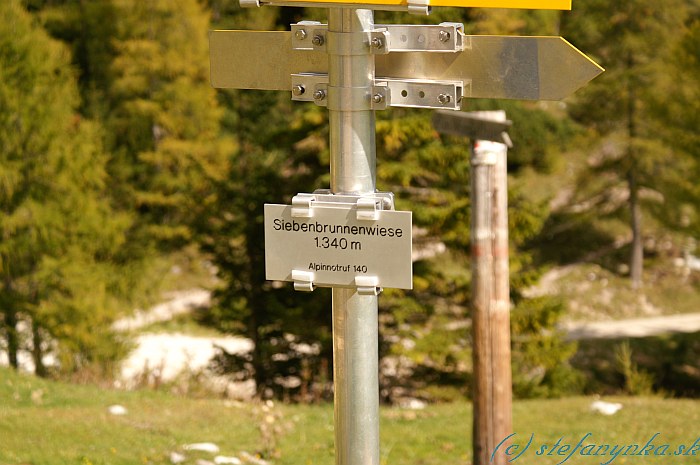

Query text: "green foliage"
[561, 0, 696, 286]
[615, 341, 656, 396]
[105, 0, 233, 247]
[0, 0, 132, 375]
[7, 0, 697, 403]
[510, 297, 582, 398]
[198, 4, 333, 396]
[573, 332, 700, 397]
[651, 19, 700, 235]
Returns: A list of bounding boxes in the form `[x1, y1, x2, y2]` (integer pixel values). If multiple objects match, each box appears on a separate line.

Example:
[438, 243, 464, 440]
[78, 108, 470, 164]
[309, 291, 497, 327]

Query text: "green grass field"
[1, 368, 698, 465]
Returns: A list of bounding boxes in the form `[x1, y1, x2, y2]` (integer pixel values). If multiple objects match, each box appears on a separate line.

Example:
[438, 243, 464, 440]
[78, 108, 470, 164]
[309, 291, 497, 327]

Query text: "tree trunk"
[3, 309, 19, 370]
[627, 52, 643, 289]
[249, 291, 266, 397]
[628, 169, 643, 288]
[32, 320, 47, 377]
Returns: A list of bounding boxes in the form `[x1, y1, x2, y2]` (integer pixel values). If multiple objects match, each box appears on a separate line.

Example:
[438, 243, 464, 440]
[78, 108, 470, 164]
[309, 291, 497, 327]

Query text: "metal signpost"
[209, 1, 602, 464]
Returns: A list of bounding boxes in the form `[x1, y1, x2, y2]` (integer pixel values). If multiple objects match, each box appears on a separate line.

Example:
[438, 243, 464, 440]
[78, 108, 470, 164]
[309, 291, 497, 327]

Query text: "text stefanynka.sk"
[491, 433, 700, 465]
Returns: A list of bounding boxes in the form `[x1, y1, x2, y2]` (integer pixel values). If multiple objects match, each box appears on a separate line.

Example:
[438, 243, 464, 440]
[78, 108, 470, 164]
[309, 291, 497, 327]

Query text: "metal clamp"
[378, 78, 466, 110]
[371, 23, 464, 53]
[355, 276, 381, 296]
[356, 197, 381, 221]
[291, 23, 327, 52]
[292, 74, 466, 110]
[289, 190, 395, 214]
[291, 22, 324, 50]
[407, 0, 431, 15]
[292, 270, 314, 292]
[293, 22, 464, 53]
[291, 74, 329, 106]
[239, 0, 260, 7]
[291, 193, 315, 218]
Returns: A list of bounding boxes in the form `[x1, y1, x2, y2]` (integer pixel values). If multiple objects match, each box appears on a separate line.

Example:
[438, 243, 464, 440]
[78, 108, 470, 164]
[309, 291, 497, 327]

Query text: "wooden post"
[469, 111, 512, 465]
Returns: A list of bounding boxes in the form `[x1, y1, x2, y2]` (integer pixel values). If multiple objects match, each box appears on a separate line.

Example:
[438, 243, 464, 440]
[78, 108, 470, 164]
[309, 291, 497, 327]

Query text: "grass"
[1, 368, 699, 465]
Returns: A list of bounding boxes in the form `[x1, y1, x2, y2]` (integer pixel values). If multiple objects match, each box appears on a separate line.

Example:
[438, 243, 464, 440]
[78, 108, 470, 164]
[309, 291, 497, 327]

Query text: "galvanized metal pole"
[328, 8, 380, 465]
[470, 111, 512, 465]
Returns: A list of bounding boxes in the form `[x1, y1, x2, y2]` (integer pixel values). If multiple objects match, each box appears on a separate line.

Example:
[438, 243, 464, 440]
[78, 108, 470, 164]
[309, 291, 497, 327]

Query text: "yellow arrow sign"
[261, 0, 571, 9]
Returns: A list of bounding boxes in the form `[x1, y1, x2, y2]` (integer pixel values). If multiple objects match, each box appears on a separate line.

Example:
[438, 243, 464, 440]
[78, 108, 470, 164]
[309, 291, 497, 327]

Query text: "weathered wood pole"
[470, 110, 513, 465]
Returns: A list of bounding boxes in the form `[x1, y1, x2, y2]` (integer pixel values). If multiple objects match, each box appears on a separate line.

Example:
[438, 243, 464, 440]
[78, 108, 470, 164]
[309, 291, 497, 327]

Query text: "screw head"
[372, 93, 384, 104]
[438, 30, 451, 42]
[313, 89, 326, 101]
[292, 85, 305, 96]
[437, 93, 451, 105]
[311, 35, 325, 46]
[370, 37, 384, 49]
[294, 29, 307, 40]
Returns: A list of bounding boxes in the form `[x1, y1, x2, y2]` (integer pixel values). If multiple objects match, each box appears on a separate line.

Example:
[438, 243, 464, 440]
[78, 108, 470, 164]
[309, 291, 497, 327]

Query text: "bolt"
[313, 89, 326, 101]
[372, 93, 384, 104]
[294, 29, 307, 41]
[437, 93, 451, 105]
[292, 85, 305, 96]
[311, 35, 324, 46]
[439, 30, 451, 42]
[370, 37, 384, 49]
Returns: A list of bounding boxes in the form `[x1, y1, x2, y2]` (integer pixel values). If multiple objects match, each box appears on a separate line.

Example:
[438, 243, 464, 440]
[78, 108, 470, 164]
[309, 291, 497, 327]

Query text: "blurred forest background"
[1, 0, 699, 402]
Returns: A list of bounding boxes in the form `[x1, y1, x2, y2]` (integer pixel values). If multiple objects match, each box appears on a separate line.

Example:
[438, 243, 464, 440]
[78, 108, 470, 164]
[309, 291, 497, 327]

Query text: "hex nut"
[437, 93, 451, 104]
[370, 37, 384, 49]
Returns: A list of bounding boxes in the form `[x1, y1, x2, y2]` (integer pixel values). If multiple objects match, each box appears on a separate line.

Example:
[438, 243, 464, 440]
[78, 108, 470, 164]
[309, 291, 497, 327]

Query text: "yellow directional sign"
[262, 0, 571, 9]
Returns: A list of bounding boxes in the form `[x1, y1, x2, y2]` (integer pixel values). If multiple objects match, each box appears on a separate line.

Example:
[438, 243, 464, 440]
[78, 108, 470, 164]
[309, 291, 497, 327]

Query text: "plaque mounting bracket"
[292, 270, 315, 292]
[355, 276, 382, 296]
[290, 190, 394, 220]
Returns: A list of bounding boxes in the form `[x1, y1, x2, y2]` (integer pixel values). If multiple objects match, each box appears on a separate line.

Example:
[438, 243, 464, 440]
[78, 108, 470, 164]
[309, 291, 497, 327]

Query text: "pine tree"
[0, 0, 131, 375]
[200, 84, 333, 397]
[107, 0, 232, 247]
[562, 0, 691, 288]
[651, 17, 700, 237]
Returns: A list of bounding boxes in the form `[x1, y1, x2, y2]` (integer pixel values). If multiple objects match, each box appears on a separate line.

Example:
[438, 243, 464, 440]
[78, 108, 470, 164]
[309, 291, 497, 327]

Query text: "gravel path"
[562, 312, 700, 340]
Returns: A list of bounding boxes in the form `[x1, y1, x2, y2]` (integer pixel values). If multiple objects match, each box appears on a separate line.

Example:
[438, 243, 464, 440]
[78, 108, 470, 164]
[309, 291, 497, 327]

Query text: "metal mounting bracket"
[292, 270, 314, 292]
[355, 276, 382, 296]
[291, 21, 324, 50]
[356, 197, 381, 221]
[379, 78, 467, 110]
[292, 74, 467, 110]
[407, 0, 431, 15]
[291, 193, 316, 218]
[370, 23, 464, 53]
[289, 190, 395, 218]
[291, 73, 329, 106]
[292, 22, 465, 54]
